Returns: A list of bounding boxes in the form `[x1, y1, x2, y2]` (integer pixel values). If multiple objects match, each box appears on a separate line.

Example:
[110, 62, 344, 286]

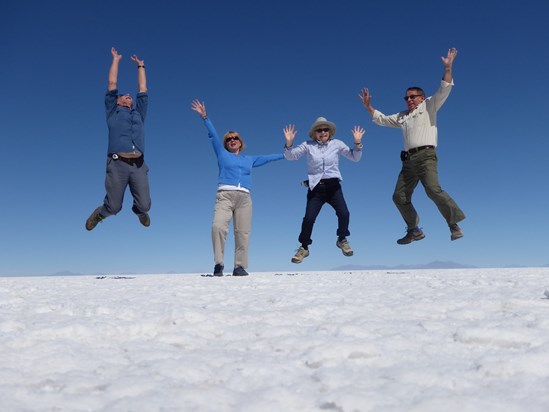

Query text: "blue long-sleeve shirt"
[203, 117, 283, 191]
[105, 89, 148, 155]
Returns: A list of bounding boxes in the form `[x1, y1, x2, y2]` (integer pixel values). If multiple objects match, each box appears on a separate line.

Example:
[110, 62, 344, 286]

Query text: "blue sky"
[2, 0, 548, 275]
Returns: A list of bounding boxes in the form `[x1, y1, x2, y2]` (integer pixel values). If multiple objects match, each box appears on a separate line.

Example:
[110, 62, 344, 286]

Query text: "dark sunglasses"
[404, 94, 423, 101]
[315, 128, 331, 133]
[226, 136, 240, 142]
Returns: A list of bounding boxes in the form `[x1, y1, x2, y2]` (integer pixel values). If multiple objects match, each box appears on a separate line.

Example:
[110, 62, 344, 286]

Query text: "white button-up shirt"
[372, 80, 453, 151]
[284, 139, 362, 189]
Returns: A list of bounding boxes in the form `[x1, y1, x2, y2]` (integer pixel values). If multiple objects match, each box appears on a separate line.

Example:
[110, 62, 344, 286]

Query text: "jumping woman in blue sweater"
[192, 100, 284, 277]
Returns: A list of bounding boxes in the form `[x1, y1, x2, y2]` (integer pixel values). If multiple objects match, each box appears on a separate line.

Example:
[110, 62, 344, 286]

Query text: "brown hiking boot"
[450, 224, 463, 241]
[336, 238, 353, 256]
[291, 247, 309, 264]
[85, 207, 104, 231]
[397, 227, 425, 245]
[138, 213, 150, 227]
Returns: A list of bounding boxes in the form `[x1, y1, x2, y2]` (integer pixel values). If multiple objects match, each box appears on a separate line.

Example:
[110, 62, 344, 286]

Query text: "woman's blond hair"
[223, 131, 246, 151]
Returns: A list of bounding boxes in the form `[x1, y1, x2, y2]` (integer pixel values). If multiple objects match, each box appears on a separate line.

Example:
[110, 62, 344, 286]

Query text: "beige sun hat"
[308, 117, 337, 138]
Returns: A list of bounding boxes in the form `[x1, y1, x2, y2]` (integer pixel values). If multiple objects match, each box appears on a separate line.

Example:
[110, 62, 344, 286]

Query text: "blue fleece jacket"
[203, 117, 283, 191]
[105, 89, 148, 155]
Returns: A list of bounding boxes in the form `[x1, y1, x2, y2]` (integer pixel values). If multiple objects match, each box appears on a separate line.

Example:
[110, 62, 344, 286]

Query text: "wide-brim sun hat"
[308, 117, 337, 138]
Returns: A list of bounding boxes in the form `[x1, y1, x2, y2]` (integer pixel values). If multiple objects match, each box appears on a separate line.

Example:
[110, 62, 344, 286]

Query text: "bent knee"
[212, 222, 229, 233]
[105, 204, 123, 215]
[337, 210, 350, 219]
[392, 192, 408, 205]
[425, 186, 444, 198]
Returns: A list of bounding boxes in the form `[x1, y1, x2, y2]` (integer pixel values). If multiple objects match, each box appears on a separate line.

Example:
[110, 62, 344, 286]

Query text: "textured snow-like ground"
[1, 268, 549, 411]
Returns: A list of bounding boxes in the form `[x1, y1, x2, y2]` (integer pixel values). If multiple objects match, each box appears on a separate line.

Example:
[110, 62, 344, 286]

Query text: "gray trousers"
[393, 148, 465, 229]
[99, 157, 151, 218]
[212, 190, 252, 269]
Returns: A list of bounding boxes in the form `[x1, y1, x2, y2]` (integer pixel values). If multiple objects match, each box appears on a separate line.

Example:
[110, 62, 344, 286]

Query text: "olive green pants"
[393, 148, 465, 229]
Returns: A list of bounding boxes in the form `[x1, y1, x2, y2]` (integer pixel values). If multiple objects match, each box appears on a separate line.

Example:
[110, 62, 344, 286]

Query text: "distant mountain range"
[51, 270, 105, 277]
[333, 261, 476, 271]
[332, 261, 549, 271]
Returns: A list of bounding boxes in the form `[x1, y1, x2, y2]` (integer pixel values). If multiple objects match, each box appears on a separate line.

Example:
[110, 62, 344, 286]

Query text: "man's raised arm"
[441, 47, 458, 83]
[108, 47, 122, 91]
[359, 88, 376, 117]
[131, 54, 147, 93]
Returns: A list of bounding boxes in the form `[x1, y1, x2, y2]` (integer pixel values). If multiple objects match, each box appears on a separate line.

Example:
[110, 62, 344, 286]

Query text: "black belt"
[302, 178, 339, 188]
[108, 153, 144, 166]
[407, 145, 434, 155]
[318, 178, 339, 184]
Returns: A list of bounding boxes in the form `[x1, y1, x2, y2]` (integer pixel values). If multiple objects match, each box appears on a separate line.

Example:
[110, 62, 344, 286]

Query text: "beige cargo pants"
[212, 190, 252, 269]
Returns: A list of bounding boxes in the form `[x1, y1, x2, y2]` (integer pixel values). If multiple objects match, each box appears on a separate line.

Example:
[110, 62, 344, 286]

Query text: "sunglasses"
[225, 136, 240, 142]
[404, 94, 423, 101]
[315, 128, 331, 133]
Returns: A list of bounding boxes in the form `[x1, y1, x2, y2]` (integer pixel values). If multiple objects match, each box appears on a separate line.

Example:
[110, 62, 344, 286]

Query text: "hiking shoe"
[213, 264, 224, 277]
[397, 227, 425, 245]
[232, 267, 249, 276]
[138, 213, 150, 227]
[85, 207, 104, 231]
[291, 247, 309, 264]
[450, 224, 463, 241]
[336, 238, 353, 256]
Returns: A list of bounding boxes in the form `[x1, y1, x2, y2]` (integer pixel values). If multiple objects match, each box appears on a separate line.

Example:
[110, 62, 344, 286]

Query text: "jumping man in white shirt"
[359, 48, 465, 244]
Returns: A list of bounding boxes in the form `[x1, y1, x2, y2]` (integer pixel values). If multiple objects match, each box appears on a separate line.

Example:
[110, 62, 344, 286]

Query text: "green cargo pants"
[393, 148, 465, 229]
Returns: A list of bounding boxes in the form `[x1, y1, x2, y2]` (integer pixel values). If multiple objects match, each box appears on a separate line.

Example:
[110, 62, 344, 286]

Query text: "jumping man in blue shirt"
[86, 47, 151, 231]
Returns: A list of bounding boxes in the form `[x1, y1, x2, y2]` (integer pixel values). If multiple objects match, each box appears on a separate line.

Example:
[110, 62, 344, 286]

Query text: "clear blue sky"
[2, 0, 548, 275]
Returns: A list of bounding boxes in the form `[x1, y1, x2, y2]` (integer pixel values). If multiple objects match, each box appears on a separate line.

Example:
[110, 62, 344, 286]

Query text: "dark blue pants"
[99, 157, 151, 218]
[298, 179, 350, 247]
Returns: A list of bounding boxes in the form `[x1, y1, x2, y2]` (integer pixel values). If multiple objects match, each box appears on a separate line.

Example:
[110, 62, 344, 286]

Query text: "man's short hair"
[406, 87, 425, 97]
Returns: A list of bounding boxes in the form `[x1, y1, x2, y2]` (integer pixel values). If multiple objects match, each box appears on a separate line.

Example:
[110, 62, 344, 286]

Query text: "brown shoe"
[138, 213, 150, 227]
[291, 247, 309, 264]
[450, 224, 463, 241]
[397, 227, 425, 245]
[336, 238, 353, 256]
[85, 207, 104, 231]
